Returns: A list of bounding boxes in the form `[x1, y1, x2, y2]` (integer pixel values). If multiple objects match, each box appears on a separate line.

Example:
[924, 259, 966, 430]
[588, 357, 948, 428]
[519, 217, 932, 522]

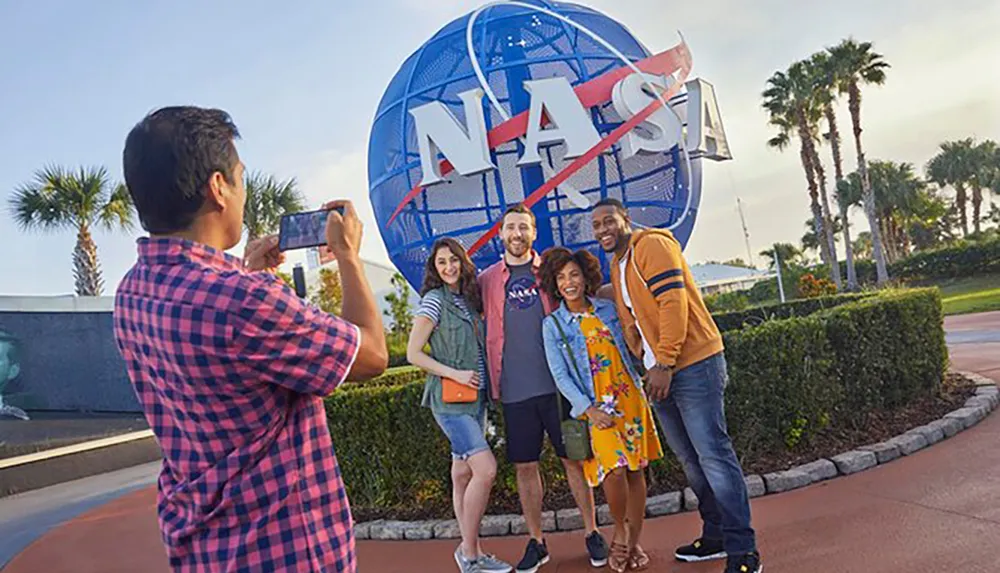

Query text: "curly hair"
[420, 238, 483, 314]
[538, 247, 603, 301]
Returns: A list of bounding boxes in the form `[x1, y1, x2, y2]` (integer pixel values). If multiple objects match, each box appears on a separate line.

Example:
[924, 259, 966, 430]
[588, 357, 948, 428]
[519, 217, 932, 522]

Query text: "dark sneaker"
[725, 551, 762, 573]
[674, 537, 726, 562]
[515, 538, 550, 573]
[585, 530, 609, 567]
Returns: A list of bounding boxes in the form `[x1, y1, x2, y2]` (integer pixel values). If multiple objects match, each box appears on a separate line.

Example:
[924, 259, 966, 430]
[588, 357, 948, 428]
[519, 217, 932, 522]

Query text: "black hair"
[122, 106, 241, 233]
[594, 197, 628, 216]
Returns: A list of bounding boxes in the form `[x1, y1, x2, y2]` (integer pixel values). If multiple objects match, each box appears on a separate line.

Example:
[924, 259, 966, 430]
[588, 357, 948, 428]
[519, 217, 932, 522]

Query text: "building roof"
[689, 263, 773, 288]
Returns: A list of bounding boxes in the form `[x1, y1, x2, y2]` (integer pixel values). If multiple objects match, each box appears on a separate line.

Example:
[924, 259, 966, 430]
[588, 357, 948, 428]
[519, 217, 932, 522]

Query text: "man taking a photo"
[114, 105, 387, 573]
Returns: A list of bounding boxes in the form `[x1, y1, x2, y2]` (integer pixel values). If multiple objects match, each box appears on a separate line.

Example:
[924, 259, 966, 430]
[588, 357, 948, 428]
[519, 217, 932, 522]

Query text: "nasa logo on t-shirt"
[507, 275, 539, 311]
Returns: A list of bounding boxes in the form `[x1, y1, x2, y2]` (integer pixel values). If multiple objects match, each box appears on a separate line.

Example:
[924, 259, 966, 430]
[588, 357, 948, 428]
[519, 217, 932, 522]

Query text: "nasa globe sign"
[368, 0, 731, 290]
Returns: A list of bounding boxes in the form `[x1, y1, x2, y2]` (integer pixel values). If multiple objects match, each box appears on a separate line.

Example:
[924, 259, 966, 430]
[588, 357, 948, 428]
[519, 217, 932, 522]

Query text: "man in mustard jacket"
[592, 198, 761, 573]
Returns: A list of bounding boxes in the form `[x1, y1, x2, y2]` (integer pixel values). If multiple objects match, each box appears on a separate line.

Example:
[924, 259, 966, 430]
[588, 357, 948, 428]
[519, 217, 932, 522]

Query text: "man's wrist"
[650, 363, 674, 373]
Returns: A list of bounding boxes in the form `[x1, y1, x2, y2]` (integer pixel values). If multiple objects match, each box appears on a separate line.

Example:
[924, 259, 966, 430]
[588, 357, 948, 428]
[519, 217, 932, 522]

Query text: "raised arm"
[323, 200, 388, 381]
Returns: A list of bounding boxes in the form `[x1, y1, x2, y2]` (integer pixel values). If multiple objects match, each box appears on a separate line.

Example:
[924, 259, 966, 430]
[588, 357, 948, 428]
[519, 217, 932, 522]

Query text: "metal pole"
[774, 246, 786, 303]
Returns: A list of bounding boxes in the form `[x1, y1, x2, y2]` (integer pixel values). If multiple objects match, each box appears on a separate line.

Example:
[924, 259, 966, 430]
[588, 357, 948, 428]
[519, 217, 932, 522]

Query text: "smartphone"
[278, 207, 344, 251]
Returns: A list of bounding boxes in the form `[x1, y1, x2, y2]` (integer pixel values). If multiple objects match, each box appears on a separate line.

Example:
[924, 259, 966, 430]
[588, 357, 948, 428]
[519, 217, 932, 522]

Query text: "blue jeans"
[652, 352, 756, 555]
[433, 401, 491, 460]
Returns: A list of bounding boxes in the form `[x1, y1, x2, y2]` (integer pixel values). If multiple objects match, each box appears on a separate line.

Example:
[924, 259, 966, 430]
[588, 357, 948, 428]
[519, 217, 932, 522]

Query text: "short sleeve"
[415, 290, 444, 325]
[233, 276, 361, 396]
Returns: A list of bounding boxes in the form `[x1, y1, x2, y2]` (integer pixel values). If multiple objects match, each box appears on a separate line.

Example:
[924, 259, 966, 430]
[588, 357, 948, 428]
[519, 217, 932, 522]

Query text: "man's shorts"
[502, 393, 570, 463]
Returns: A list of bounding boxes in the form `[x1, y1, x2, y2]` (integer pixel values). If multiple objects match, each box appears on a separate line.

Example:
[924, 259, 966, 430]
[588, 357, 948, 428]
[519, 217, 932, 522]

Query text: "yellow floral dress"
[577, 310, 663, 487]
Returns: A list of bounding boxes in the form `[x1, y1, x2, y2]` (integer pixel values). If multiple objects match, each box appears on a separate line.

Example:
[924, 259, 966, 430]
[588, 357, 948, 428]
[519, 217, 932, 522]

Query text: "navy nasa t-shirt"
[500, 262, 557, 404]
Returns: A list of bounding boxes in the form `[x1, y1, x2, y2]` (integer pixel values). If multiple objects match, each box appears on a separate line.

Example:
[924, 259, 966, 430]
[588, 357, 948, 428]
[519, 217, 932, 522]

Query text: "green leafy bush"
[712, 292, 872, 332]
[889, 238, 1000, 280]
[816, 288, 946, 424]
[704, 291, 751, 313]
[328, 289, 945, 519]
[341, 365, 423, 391]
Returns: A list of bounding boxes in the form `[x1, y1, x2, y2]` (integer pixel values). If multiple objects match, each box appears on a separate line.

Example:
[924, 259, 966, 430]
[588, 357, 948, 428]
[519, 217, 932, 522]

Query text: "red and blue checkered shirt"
[113, 237, 361, 572]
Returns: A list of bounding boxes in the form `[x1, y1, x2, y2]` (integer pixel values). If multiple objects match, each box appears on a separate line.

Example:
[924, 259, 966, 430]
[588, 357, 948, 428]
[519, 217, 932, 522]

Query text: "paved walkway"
[3, 313, 999, 573]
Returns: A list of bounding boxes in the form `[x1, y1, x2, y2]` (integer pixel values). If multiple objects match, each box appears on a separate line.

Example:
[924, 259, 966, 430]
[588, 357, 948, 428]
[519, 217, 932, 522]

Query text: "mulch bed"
[353, 373, 977, 523]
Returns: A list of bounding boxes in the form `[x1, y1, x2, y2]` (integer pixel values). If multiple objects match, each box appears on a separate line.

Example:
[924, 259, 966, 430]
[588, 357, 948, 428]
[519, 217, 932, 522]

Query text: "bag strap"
[552, 314, 584, 422]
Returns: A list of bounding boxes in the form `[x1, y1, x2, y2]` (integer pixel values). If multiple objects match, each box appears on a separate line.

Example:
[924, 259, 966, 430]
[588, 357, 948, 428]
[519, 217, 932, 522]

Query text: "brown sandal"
[628, 544, 650, 570]
[609, 542, 630, 573]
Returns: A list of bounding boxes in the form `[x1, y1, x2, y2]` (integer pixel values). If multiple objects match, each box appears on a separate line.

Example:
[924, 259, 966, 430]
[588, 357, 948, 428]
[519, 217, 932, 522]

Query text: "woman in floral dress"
[539, 248, 663, 572]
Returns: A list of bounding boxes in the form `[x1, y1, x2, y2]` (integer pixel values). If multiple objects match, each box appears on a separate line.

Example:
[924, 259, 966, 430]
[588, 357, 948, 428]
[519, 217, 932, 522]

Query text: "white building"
[299, 248, 420, 322]
[689, 263, 774, 296]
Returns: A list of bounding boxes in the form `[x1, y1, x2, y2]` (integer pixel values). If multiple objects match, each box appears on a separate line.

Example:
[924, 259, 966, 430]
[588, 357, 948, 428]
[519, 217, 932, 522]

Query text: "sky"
[1, 0, 997, 296]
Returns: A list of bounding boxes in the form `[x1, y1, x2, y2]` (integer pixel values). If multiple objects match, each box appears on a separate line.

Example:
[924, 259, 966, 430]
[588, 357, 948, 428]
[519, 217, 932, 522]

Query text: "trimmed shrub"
[723, 317, 839, 456]
[816, 288, 946, 424]
[327, 289, 945, 519]
[712, 292, 872, 332]
[889, 238, 1000, 280]
[341, 365, 423, 391]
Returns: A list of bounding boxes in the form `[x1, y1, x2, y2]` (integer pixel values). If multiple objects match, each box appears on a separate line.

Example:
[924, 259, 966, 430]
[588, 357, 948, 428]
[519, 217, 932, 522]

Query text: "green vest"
[421, 287, 488, 415]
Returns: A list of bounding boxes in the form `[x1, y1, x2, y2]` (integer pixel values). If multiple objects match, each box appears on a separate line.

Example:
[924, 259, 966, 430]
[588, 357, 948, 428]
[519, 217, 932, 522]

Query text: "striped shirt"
[416, 290, 487, 389]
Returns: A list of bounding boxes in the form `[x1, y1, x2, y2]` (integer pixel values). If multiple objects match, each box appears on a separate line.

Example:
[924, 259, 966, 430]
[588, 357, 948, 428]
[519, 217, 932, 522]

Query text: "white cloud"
[292, 149, 393, 266]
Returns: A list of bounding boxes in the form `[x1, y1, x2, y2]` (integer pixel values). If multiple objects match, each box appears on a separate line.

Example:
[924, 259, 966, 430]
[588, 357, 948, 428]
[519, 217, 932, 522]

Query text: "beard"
[503, 237, 530, 257]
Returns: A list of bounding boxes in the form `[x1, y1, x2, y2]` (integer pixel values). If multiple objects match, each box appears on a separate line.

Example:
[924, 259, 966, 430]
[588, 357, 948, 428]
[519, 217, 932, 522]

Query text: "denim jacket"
[541, 297, 644, 418]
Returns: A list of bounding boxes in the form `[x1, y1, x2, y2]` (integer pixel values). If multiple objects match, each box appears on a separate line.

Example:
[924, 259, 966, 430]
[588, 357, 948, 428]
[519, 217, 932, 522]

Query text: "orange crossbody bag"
[442, 378, 478, 403]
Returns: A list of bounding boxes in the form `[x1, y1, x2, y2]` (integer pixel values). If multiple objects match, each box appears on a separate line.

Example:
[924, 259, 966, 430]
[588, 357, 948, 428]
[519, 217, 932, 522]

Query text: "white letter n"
[409, 88, 495, 186]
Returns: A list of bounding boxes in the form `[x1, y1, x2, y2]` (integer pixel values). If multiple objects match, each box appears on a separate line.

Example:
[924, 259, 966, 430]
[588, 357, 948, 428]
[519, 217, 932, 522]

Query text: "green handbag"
[552, 317, 593, 461]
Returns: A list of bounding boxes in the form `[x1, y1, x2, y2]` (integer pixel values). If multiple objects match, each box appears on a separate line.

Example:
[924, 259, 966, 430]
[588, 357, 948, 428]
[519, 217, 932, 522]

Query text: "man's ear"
[204, 171, 227, 211]
[7, 362, 20, 381]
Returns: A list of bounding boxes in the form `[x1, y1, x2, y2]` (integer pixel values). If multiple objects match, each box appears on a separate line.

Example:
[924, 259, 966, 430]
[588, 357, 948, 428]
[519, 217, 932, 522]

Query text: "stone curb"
[354, 371, 997, 540]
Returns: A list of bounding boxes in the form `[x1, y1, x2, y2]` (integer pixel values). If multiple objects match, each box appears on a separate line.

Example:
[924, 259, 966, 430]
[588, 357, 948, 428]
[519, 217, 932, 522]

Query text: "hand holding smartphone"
[278, 206, 346, 251]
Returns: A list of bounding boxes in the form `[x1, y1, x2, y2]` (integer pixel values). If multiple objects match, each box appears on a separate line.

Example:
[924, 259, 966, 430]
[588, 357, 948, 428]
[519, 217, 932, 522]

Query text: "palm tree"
[842, 160, 939, 259]
[926, 139, 976, 236]
[811, 51, 858, 290]
[763, 63, 841, 291]
[242, 171, 306, 241]
[759, 242, 803, 270]
[972, 139, 998, 234]
[801, 215, 843, 256]
[828, 38, 890, 284]
[9, 166, 134, 296]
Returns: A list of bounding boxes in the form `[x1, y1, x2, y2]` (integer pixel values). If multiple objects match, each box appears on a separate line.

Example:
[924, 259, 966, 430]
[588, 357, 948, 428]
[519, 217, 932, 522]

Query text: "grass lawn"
[912, 274, 1000, 316]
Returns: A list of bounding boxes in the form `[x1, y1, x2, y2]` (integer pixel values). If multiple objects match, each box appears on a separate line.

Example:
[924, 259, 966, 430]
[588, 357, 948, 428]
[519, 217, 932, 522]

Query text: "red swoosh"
[385, 40, 691, 226]
[467, 63, 692, 255]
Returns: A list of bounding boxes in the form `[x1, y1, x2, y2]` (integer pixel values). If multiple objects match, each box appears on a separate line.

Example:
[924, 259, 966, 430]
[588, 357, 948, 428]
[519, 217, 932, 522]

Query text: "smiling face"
[433, 245, 462, 288]
[500, 212, 536, 259]
[591, 204, 631, 253]
[555, 260, 586, 304]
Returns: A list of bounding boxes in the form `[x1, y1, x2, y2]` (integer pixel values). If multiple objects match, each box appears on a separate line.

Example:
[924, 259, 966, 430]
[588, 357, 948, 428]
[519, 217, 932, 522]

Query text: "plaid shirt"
[113, 237, 361, 572]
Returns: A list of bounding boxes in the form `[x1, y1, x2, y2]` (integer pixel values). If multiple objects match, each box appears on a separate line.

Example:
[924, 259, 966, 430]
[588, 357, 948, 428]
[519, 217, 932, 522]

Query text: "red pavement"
[5, 313, 1000, 573]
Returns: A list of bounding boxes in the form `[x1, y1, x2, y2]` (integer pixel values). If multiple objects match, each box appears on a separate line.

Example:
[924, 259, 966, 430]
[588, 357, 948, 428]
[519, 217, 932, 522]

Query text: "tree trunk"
[826, 104, 857, 290]
[849, 81, 888, 285]
[839, 199, 857, 286]
[971, 184, 983, 235]
[796, 117, 828, 281]
[955, 183, 969, 237]
[73, 222, 104, 297]
[812, 150, 843, 290]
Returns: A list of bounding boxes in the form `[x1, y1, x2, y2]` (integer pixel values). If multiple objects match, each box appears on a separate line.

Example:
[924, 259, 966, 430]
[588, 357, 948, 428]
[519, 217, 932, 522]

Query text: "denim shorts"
[432, 404, 490, 461]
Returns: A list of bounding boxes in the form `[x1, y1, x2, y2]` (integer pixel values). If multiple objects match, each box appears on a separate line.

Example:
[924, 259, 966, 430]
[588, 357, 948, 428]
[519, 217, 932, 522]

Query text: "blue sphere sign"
[368, 0, 731, 290]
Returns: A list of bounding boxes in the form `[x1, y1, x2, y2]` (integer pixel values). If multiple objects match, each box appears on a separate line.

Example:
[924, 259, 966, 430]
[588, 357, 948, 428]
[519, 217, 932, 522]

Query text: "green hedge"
[327, 289, 946, 518]
[711, 292, 873, 333]
[341, 365, 423, 391]
[889, 238, 1000, 281]
[817, 288, 946, 423]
